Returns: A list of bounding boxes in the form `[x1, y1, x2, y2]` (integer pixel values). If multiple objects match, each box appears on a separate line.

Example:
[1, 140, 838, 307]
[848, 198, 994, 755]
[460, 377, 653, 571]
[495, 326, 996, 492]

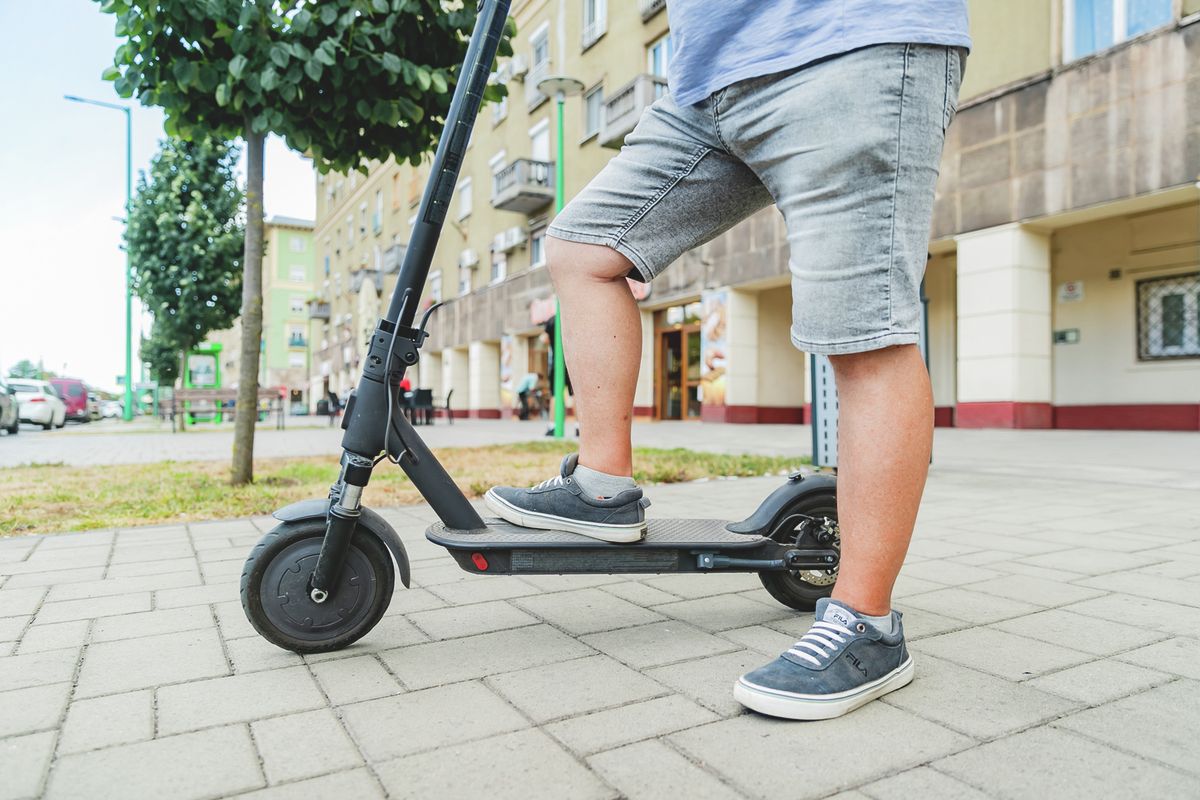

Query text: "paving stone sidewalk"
[2, 433, 1199, 799]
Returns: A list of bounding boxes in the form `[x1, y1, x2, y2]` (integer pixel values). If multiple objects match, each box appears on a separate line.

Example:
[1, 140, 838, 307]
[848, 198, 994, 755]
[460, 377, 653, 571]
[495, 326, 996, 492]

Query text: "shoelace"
[786, 620, 856, 667]
[532, 474, 566, 490]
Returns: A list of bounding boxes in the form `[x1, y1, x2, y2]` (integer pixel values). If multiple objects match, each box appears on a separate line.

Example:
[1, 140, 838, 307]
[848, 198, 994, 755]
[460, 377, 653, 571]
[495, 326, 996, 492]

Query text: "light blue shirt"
[667, 0, 972, 107]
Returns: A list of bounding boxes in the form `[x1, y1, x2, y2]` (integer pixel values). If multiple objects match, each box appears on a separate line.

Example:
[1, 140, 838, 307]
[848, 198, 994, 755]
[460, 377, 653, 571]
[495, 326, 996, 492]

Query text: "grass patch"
[0, 441, 807, 536]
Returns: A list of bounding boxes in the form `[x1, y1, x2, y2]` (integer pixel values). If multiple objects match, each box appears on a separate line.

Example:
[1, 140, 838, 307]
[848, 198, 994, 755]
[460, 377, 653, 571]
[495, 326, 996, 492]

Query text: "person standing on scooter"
[487, 1, 968, 720]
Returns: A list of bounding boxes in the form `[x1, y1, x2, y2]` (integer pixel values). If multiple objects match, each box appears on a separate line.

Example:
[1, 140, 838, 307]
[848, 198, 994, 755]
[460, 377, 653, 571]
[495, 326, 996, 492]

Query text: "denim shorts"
[548, 44, 965, 355]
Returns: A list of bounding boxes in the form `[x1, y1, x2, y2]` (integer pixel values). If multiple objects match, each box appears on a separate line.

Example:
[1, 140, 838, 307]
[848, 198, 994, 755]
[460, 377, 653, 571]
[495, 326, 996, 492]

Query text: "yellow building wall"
[1051, 204, 1200, 405]
[1186, 0, 1200, 16]
[755, 287, 806, 408]
[961, 0, 1054, 100]
[925, 254, 959, 409]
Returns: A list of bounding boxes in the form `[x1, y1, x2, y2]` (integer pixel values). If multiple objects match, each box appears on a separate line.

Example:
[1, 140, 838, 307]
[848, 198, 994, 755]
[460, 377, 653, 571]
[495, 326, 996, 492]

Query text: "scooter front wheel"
[757, 489, 839, 611]
[240, 520, 394, 654]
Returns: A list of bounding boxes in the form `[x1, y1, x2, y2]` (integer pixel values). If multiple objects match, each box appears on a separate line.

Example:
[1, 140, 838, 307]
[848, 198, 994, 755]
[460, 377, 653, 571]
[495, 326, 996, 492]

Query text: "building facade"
[312, 0, 1200, 429]
[209, 216, 317, 412]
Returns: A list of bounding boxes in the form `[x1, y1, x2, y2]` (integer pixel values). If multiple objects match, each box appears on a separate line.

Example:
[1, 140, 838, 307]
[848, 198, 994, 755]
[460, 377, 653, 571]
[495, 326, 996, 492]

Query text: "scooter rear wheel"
[241, 520, 394, 654]
[757, 490, 839, 611]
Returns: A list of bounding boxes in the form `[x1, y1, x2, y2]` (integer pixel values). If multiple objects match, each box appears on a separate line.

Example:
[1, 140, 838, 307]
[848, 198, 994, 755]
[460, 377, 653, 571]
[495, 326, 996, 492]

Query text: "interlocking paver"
[0, 730, 56, 800]
[900, 586, 1043, 624]
[0, 648, 79, 692]
[46, 571, 200, 602]
[58, 689, 154, 755]
[599, 579, 682, 606]
[45, 725, 264, 800]
[652, 594, 794, 632]
[251, 708, 363, 784]
[309, 655, 404, 706]
[340, 681, 527, 761]
[74, 627, 227, 698]
[646, 650, 768, 716]
[856, 766, 992, 799]
[379, 624, 593, 690]
[3, 566, 106, 589]
[934, 725, 1200, 798]
[588, 739, 744, 800]
[0, 682, 71, 738]
[35, 593, 152, 625]
[422, 574, 541, 605]
[226, 634, 306, 673]
[90, 606, 214, 643]
[514, 588, 665, 635]
[881, 654, 1080, 739]
[671, 703, 972, 799]
[914, 627, 1093, 681]
[156, 665, 326, 735]
[581, 620, 740, 669]
[487, 654, 665, 723]
[15, 619, 89, 654]
[375, 728, 615, 800]
[1053, 679, 1200, 775]
[154, 581, 240, 609]
[1115, 636, 1200, 679]
[1027, 658, 1173, 705]
[1063, 593, 1200, 638]
[232, 768, 384, 800]
[990, 607, 1170, 656]
[0, 587, 48, 617]
[407, 599, 538, 640]
[545, 694, 719, 756]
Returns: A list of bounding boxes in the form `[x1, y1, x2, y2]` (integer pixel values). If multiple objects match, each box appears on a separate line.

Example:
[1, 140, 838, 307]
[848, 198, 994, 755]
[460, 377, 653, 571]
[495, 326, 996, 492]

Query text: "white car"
[9, 379, 66, 430]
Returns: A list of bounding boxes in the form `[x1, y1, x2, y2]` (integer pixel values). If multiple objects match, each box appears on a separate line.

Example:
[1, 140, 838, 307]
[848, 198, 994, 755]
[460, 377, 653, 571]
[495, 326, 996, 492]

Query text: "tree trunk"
[231, 127, 265, 485]
[178, 349, 187, 431]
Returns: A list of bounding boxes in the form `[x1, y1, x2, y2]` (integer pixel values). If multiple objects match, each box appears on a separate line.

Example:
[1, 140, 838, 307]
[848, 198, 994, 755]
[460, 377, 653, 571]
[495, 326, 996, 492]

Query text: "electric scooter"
[240, 0, 840, 654]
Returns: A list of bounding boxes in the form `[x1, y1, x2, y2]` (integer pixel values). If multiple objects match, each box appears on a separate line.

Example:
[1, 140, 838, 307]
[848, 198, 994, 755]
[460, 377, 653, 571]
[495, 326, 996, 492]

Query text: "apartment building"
[312, 0, 1200, 429]
[209, 216, 317, 411]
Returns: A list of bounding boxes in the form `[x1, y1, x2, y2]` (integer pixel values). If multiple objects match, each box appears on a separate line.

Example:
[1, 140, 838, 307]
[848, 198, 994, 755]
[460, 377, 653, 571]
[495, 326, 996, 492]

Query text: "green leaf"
[430, 71, 448, 94]
[172, 60, 197, 89]
[355, 99, 371, 118]
[371, 0, 389, 12]
[290, 129, 310, 152]
[319, 5, 337, 25]
[269, 44, 289, 69]
[260, 66, 279, 91]
[416, 67, 431, 91]
[215, 83, 230, 107]
[381, 52, 402, 74]
[101, 65, 121, 82]
[228, 54, 248, 79]
[280, 82, 297, 103]
[396, 96, 422, 122]
[314, 41, 336, 66]
[238, 5, 255, 27]
[303, 59, 323, 82]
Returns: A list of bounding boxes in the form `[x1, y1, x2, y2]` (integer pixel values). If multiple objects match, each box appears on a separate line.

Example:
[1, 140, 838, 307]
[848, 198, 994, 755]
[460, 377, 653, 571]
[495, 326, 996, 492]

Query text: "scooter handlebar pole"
[387, 0, 512, 327]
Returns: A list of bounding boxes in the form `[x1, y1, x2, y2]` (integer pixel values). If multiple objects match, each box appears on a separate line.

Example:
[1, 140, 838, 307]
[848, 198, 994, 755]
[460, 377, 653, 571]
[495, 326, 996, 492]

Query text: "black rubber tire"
[757, 489, 839, 611]
[240, 520, 394, 654]
[6, 422, 17, 435]
[42, 420, 52, 431]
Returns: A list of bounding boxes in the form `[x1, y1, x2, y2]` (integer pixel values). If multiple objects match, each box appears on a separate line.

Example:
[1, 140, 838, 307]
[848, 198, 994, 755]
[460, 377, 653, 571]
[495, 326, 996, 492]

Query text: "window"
[323, 255, 330, 277]
[408, 213, 418, 233]
[491, 91, 509, 125]
[583, 84, 604, 140]
[392, 173, 403, 210]
[648, 32, 673, 78]
[344, 215, 353, 244]
[1066, 0, 1173, 60]
[458, 268, 472, 296]
[527, 23, 551, 107]
[582, 0, 607, 48]
[359, 202, 368, 238]
[458, 178, 473, 220]
[530, 229, 548, 269]
[491, 250, 507, 284]
[289, 235, 306, 252]
[1137, 273, 1200, 360]
[289, 266, 306, 282]
[429, 270, 443, 303]
[288, 327, 307, 347]
[373, 190, 383, 234]
[290, 296, 306, 314]
[530, 120, 550, 162]
[289, 353, 306, 368]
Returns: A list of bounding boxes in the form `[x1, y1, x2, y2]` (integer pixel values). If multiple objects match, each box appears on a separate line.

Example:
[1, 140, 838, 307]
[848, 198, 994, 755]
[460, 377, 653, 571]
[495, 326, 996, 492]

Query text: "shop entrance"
[656, 302, 703, 420]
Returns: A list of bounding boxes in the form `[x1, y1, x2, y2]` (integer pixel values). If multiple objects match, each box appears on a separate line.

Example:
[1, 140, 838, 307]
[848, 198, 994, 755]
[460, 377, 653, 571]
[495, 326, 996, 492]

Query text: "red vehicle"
[50, 378, 91, 423]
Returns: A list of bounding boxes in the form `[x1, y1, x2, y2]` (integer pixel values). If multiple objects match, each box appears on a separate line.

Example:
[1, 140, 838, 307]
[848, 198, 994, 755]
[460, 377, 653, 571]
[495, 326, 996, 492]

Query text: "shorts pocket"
[943, 48, 965, 132]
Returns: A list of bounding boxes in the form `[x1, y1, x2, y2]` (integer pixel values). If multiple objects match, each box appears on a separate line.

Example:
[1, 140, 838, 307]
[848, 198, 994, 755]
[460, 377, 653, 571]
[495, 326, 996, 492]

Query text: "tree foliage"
[7, 360, 50, 380]
[127, 136, 244, 371]
[97, 0, 510, 172]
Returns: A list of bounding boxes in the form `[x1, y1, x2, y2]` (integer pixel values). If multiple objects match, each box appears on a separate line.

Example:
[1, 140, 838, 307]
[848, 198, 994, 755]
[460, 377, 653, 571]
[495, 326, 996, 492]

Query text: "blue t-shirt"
[667, 0, 972, 106]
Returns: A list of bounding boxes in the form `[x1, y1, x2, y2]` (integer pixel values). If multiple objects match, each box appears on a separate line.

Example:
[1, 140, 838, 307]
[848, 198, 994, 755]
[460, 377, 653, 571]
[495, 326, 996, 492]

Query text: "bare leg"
[546, 236, 640, 477]
[828, 344, 933, 616]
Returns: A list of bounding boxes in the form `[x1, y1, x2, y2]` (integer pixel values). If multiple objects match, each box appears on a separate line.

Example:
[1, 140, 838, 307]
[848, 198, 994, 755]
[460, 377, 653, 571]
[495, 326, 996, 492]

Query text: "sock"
[824, 600, 895, 636]
[859, 611, 896, 636]
[573, 464, 637, 499]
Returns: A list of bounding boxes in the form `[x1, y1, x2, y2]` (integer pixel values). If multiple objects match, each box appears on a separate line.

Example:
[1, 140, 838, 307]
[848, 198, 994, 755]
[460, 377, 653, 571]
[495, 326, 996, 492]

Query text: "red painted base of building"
[956, 402, 1054, 429]
[955, 402, 1199, 431]
[700, 405, 806, 424]
[934, 406, 955, 427]
[466, 409, 501, 419]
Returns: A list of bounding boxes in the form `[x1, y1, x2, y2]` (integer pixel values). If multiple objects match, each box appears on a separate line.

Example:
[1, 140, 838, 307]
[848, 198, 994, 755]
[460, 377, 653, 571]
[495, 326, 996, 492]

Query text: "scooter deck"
[428, 518, 777, 575]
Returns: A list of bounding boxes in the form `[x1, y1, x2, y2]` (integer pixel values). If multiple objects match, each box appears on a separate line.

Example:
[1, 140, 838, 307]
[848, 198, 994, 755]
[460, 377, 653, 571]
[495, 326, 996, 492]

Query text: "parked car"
[10, 379, 67, 430]
[101, 400, 123, 419]
[50, 377, 91, 423]
[86, 392, 101, 421]
[0, 379, 19, 435]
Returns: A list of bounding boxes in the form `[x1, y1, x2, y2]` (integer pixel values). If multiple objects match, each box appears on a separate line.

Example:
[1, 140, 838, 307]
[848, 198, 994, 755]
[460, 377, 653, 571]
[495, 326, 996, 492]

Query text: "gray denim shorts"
[548, 44, 965, 355]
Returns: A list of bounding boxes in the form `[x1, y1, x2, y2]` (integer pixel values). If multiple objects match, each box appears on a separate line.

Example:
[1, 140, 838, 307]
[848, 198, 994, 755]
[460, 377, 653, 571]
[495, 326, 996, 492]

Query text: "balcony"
[638, 0, 665, 20]
[308, 301, 331, 321]
[524, 62, 550, 109]
[288, 336, 307, 348]
[383, 243, 407, 274]
[601, 74, 669, 149]
[492, 159, 554, 214]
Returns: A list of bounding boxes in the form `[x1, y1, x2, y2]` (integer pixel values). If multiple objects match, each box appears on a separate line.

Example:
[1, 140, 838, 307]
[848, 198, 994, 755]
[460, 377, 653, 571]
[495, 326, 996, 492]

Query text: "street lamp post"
[64, 95, 134, 422]
[536, 76, 585, 439]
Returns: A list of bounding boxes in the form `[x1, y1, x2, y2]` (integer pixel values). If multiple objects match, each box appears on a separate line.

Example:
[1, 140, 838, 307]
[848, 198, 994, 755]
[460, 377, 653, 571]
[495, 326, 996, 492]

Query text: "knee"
[547, 235, 633, 285]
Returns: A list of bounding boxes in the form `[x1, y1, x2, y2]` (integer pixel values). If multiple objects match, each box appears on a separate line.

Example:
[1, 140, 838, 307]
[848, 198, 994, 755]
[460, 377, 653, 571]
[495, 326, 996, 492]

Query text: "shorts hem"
[792, 331, 920, 356]
[546, 226, 657, 283]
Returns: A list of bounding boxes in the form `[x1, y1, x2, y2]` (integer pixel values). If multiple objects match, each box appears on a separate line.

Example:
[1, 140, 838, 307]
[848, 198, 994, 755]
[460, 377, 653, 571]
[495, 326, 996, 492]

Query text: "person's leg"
[547, 237, 640, 477]
[828, 344, 932, 616]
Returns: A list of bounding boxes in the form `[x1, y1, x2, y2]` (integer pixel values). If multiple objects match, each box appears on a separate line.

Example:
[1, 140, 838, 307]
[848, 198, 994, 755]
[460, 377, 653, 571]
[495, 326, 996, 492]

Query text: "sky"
[0, 0, 317, 392]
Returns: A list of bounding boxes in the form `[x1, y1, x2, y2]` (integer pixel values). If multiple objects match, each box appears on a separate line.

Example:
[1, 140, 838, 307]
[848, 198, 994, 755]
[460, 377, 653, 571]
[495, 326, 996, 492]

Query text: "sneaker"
[733, 598, 913, 720]
[485, 454, 649, 543]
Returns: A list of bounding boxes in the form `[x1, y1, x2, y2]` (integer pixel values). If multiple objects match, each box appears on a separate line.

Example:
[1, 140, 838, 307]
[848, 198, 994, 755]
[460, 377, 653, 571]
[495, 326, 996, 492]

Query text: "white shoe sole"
[733, 657, 915, 721]
[484, 489, 646, 544]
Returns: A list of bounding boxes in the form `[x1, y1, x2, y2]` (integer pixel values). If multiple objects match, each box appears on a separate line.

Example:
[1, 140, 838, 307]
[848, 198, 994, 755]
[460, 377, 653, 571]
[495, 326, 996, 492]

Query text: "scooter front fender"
[273, 498, 412, 588]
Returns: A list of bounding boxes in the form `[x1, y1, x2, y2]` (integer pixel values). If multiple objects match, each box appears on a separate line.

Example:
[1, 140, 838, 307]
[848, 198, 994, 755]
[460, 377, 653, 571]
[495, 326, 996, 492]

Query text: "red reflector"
[29, 397, 45, 403]
[470, 552, 488, 571]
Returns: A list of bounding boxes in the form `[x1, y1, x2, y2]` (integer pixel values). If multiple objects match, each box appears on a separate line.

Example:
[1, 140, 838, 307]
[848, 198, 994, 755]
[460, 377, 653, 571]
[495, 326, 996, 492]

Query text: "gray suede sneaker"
[733, 598, 913, 720]
[485, 454, 649, 543]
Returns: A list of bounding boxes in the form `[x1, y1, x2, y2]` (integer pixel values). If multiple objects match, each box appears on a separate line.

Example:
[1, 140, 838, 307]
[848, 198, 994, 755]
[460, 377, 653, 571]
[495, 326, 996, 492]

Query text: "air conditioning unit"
[503, 226, 527, 250]
[509, 54, 529, 82]
[459, 249, 479, 269]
